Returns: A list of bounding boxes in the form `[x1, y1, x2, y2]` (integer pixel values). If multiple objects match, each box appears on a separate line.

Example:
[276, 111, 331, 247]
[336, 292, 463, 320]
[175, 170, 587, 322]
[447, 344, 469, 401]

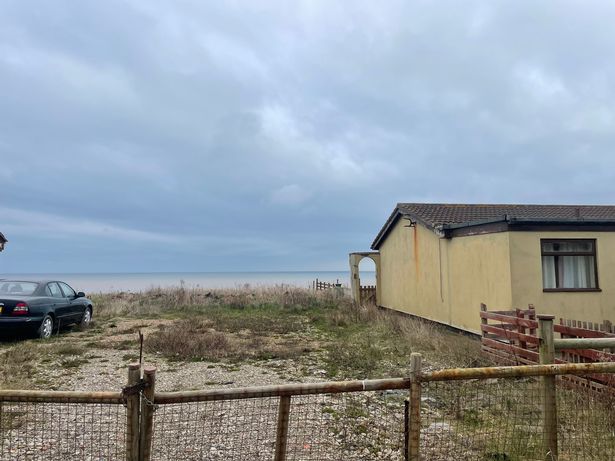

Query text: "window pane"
[542, 241, 593, 253]
[559, 255, 596, 288]
[542, 242, 556, 252]
[541, 240, 598, 289]
[48, 283, 63, 298]
[59, 282, 76, 298]
[588, 257, 596, 288]
[0, 282, 38, 295]
[542, 256, 556, 288]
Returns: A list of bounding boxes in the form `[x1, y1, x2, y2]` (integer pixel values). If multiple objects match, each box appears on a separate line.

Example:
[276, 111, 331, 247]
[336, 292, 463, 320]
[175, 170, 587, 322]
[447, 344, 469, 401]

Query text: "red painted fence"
[480, 303, 615, 390]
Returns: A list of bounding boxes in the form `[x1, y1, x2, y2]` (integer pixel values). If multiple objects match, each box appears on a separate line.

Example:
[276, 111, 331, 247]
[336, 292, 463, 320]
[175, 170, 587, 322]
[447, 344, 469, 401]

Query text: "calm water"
[0, 271, 376, 294]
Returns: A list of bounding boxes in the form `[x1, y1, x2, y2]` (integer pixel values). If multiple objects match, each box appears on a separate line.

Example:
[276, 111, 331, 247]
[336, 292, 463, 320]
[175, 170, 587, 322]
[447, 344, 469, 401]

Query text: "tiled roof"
[371, 203, 615, 249]
[396, 203, 615, 227]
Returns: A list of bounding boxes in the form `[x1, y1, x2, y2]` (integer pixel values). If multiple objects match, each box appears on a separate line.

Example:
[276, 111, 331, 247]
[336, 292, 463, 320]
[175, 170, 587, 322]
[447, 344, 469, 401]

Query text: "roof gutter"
[506, 217, 615, 224]
[440, 216, 615, 238]
[440, 216, 509, 231]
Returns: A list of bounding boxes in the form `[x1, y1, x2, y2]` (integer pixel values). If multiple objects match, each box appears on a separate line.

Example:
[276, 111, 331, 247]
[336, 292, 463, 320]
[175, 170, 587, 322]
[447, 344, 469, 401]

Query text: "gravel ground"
[4, 318, 327, 393]
[3, 317, 408, 460]
[6, 316, 603, 460]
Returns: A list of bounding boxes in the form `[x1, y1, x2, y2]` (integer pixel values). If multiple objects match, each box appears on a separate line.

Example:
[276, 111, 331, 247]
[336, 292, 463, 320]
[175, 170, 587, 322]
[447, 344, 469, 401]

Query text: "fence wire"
[557, 382, 615, 459]
[0, 401, 126, 461]
[151, 397, 280, 460]
[285, 392, 405, 460]
[421, 378, 545, 460]
[420, 376, 615, 461]
[1, 372, 614, 460]
[150, 391, 406, 461]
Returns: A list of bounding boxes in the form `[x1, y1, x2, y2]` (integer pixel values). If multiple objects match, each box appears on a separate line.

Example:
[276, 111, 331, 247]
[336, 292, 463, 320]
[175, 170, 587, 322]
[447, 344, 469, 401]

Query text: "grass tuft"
[145, 319, 307, 362]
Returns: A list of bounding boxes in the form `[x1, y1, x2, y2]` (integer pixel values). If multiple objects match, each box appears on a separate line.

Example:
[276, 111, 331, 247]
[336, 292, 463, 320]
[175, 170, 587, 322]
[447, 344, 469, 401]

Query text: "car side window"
[47, 283, 64, 298]
[59, 282, 76, 298]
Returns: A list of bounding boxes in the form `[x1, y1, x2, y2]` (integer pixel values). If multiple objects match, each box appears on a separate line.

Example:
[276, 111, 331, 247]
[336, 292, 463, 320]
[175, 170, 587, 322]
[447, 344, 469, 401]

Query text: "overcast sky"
[2, 1, 615, 273]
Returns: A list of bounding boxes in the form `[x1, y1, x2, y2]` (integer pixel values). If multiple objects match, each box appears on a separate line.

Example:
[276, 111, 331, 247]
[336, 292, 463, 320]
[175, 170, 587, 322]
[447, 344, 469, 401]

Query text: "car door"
[58, 282, 83, 322]
[46, 282, 70, 322]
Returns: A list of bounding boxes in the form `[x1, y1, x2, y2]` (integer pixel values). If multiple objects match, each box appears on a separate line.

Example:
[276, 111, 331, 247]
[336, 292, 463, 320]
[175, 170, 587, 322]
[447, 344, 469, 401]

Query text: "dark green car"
[0, 280, 93, 339]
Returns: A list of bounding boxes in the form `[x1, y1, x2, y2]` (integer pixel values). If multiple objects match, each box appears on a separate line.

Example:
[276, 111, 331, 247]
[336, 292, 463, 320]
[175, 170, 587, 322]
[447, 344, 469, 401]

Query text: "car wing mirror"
[76, 292, 86, 298]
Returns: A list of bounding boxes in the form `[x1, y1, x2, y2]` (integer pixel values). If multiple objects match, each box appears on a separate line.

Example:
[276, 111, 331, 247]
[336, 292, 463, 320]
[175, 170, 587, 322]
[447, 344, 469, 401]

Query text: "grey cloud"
[2, 0, 615, 272]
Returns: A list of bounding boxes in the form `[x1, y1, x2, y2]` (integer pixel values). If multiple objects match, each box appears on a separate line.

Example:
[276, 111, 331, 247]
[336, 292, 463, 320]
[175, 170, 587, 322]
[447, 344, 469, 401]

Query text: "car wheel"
[38, 315, 54, 339]
[80, 307, 92, 327]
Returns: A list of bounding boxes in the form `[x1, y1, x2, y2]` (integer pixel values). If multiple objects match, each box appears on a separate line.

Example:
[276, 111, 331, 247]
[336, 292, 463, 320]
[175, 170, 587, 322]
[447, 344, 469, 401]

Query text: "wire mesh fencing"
[151, 361, 615, 461]
[557, 382, 615, 459]
[151, 397, 281, 460]
[285, 392, 404, 460]
[420, 376, 615, 460]
[0, 400, 126, 461]
[150, 391, 407, 461]
[420, 378, 542, 460]
[2, 361, 615, 460]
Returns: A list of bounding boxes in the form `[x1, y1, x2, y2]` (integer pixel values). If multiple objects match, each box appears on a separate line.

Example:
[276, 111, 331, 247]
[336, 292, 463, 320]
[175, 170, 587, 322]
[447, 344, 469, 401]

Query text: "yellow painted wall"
[379, 220, 447, 325]
[378, 219, 513, 333]
[509, 232, 615, 324]
[446, 231, 513, 333]
[378, 221, 615, 332]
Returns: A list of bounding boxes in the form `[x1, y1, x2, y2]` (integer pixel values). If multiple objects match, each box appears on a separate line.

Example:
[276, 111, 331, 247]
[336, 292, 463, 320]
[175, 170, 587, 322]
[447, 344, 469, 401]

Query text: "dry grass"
[321, 302, 482, 378]
[0, 337, 97, 389]
[99, 286, 483, 378]
[145, 319, 308, 361]
[0, 343, 39, 388]
[90, 285, 330, 319]
[0, 286, 482, 388]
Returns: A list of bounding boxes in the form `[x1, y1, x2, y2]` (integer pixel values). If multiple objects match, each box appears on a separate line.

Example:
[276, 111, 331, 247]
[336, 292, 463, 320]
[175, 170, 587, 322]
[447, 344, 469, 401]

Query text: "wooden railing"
[480, 304, 539, 366]
[4, 358, 615, 459]
[558, 317, 615, 364]
[480, 303, 615, 391]
[312, 279, 342, 291]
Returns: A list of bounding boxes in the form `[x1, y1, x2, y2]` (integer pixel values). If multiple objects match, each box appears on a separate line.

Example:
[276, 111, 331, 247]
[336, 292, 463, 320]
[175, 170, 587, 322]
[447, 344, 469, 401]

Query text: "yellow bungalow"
[350, 203, 615, 334]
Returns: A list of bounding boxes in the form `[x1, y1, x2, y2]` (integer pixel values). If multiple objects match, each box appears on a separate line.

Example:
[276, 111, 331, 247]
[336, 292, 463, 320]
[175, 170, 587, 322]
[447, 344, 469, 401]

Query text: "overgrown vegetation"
[0, 286, 483, 390]
[90, 286, 327, 320]
[0, 338, 91, 389]
[0, 343, 39, 388]
[146, 319, 308, 361]
[93, 286, 483, 378]
[418, 379, 615, 460]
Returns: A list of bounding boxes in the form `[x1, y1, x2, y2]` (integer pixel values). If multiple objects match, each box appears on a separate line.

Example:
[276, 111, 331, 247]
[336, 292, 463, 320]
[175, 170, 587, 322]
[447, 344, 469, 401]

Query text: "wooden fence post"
[139, 366, 157, 461]
[538, 315, 558, 460]
[126, 363, 141, 461]
[516, 308, 526, 350]
[528, 305, 536, 337]
[274, 395, 291, 461]
[480, 303, 488, 337]
[407, 353, 422, 461]
[604, 320, 614, 353]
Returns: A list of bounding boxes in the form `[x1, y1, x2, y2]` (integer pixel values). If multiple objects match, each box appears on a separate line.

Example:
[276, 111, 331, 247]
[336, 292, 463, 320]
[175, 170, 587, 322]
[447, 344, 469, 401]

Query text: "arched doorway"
[349, 252, 380, 305]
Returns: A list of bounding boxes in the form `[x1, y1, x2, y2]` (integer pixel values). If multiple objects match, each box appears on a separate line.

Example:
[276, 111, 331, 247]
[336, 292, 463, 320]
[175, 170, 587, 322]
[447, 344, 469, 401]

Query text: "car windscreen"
[0, 281, 39, 296]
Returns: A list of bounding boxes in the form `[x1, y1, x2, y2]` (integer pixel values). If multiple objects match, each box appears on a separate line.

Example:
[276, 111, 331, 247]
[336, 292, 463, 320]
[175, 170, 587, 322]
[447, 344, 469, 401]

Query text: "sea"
[0, 271, 376, 294]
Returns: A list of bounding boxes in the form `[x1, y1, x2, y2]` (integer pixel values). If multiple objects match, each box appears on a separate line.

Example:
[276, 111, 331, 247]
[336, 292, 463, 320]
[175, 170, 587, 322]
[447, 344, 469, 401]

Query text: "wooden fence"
[359, 285, 376, 304]
[480, 303, 615, 391]
[312, 279, 375, 304]
[312, 278, 342, 291]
